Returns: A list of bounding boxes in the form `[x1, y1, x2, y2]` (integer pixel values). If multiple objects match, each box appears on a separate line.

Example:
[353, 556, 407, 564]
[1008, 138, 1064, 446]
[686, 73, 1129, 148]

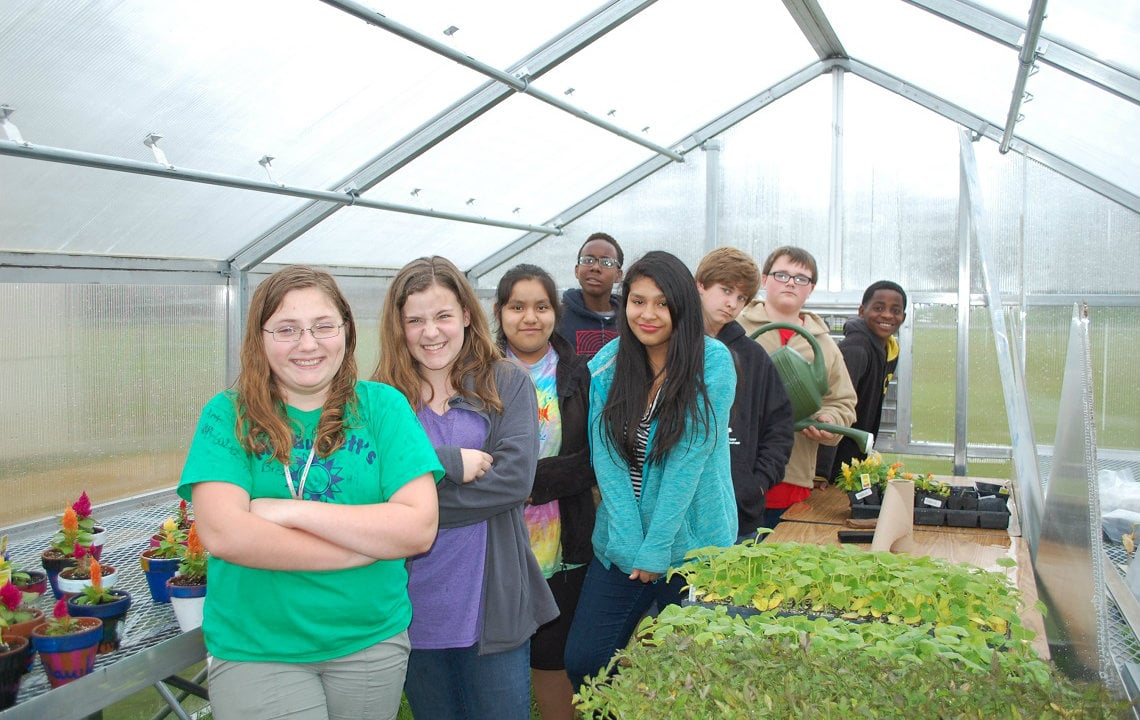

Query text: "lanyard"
[283, 446, 317, 500]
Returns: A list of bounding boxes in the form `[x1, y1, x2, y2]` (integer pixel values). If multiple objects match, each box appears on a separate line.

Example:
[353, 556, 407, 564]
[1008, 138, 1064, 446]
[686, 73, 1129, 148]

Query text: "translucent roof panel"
[819, 0, 1016, 126]
[1015, 62, 1140, 199]
[375, 0, 602, 69]
[266, 0, 818, 270]
[532, 0, 817, 150]
[1042, 0, 1140, 76]
[0, 0, 493, 259]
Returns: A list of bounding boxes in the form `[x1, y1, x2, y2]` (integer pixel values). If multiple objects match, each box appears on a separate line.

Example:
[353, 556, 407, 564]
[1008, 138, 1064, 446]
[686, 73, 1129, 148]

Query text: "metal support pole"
[827, 66, 845, 292]
[954, 153, 971, 476]
[1000, 0, 1049, 153]
[702, 138, 722, 254]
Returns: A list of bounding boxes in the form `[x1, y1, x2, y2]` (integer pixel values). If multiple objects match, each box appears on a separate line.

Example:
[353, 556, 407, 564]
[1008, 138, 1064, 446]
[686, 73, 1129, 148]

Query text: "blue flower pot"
[139, 551, 181, 604]
[31, 617, 102, 688]
[67, 590, 132, 654]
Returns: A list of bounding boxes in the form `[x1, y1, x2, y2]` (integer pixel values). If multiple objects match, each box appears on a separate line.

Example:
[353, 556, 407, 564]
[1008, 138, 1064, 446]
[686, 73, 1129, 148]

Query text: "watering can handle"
[747, 321, 828, 391]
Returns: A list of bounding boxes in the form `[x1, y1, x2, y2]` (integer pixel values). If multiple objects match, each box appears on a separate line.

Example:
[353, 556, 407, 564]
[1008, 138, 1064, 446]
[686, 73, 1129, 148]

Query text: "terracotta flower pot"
[0, 607, 44, 673]
[30, 617, 102, 688]
[67, 590, 133, 654]
[56, 565, 118, 601]
[140, 550, 181, 604]
[40, 550, 77, 600]
[0, 635, 31, 710]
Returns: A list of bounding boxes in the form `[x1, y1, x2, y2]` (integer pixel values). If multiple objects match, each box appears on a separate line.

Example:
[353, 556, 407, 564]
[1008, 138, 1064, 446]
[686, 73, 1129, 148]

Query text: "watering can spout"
[797, 420, 873, 455]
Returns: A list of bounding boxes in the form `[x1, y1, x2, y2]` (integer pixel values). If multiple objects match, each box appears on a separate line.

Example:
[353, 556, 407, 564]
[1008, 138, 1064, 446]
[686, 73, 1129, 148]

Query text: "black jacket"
[824, 317, 898, 481]
[716, 321, 795, 537]
[556, 288, 620, 360]
[528, 332, 597, 566]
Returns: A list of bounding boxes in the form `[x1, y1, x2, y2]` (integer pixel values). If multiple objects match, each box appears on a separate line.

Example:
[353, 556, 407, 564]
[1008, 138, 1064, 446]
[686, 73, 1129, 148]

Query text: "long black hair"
[601, 250, 714, 466]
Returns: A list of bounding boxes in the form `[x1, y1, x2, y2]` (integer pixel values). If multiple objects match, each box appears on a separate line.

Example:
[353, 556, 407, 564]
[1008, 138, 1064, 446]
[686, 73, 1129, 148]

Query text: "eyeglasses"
[769, 270, 814, 287]
[578, 255, 620, 269]
[262, 322, 345, 343]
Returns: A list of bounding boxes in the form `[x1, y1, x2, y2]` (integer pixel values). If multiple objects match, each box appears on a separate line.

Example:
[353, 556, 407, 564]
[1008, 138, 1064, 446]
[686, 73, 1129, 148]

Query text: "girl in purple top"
[373, 256, 557, 720]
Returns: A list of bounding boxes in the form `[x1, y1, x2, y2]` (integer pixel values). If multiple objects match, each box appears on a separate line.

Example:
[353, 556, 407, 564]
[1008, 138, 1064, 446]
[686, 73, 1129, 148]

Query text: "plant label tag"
[860, 474, 872, 490]
[855, 488, 873, 500]
[923, 496, 944, 508]
[999, 487, 1009, 495]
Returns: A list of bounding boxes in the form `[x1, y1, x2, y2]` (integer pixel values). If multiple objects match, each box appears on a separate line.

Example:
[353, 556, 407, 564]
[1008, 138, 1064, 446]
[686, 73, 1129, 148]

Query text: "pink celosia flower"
[73, 543, 87, 559]
[0, 582, 22, 612]
[72, 491, 92, 519]
[52, 597, 68, 619]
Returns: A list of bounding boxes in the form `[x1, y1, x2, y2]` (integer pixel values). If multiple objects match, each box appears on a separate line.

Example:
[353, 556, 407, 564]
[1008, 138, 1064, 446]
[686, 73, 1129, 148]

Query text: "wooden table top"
[767, 489, 1047, 659]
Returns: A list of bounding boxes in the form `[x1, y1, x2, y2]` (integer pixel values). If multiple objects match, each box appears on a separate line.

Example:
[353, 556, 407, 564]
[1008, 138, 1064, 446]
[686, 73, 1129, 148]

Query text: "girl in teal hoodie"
[564, 250, 737, 689]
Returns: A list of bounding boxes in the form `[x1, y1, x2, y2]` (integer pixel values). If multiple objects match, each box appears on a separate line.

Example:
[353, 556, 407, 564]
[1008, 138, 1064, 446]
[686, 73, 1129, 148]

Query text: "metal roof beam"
[904, 0, 1140, 107]
[0, 139, 559, 234]
[469, 60, 836, 278]
[782, 0, 847, 59]
[230, 0, 659, 272]
[320, 0, 681, 161]
[843, 58, 1140, 214]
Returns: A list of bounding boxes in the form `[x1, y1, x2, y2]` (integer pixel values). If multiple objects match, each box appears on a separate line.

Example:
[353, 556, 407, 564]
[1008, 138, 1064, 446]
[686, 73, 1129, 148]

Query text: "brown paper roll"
[871, 479, 918, 554]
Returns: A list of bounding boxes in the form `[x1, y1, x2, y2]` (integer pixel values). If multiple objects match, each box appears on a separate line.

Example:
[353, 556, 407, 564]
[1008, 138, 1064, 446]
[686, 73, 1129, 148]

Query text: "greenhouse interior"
[1, 0, 1139, 717]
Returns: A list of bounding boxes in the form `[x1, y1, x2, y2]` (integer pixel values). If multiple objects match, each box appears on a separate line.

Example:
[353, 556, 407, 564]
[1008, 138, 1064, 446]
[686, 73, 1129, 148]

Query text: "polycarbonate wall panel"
[908, 303, 957, 445]
[841, 78, 960, 293]
[1022, 159, 1140, 295]
[717, 78, 832, 272]
[0, 282, 226, 526]
[1020, 305, 1140, 453]
[972, 140, 1027, 298]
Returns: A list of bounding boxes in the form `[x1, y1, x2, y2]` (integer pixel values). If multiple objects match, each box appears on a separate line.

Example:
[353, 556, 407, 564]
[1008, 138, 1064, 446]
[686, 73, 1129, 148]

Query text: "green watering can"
[749, 322, 873, 454]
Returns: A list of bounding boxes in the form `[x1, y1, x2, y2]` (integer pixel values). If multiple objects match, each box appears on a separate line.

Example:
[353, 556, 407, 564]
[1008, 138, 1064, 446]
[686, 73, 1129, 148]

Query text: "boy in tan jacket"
[737, 246, 857, 530]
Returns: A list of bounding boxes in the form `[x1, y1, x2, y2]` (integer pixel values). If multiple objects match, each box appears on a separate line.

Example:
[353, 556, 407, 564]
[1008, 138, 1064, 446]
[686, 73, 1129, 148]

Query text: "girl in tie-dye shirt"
[495, 264, 597, 720]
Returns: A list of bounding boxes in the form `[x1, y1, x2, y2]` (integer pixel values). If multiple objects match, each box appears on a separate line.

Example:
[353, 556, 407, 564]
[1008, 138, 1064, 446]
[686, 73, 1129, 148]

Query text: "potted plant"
[835, 452, 898, 510]
[912, 473, 950, 525]
[41, 505, 84, 598]
[69, 492, 107, 560]
[10, 569, 48, 605]
[29, 598, 102, 688]
[56, 543, 118, 599]
[140, 518, 187, 603]
[149, 500, 194, 547]
[166, 523, 207, 633]
[66, 559, 132, 654]
[0, 633, 31, 710]
[0, 581, 44, 674]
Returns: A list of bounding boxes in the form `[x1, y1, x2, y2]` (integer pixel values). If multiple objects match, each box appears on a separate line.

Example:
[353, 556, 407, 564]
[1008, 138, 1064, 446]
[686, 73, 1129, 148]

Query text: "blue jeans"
[563, 557, 688, 690]
[762, 506, 788, 535]
[403, 641, 530, 720]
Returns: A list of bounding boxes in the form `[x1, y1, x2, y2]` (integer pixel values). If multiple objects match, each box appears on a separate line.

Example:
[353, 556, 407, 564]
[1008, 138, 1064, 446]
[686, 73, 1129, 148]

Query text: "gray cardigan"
[434, 360, 559, 654]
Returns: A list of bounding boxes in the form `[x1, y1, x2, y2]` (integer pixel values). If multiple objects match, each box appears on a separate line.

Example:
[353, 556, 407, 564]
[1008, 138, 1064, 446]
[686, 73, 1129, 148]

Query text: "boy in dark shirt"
[556, 232, 624, 359]
[696, 247, 795, 542]
[823, 280, 907, 483]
